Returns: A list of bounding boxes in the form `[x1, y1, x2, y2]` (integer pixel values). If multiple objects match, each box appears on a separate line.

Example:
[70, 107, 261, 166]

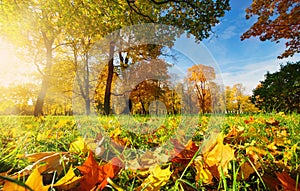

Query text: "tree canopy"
[241, 0, 300, 58]
[252, 61, 300, 113]
[0, 0, 230, 116]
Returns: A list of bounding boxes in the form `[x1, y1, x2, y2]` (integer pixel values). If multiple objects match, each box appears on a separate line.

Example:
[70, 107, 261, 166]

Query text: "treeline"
[0, 61, 259, 115]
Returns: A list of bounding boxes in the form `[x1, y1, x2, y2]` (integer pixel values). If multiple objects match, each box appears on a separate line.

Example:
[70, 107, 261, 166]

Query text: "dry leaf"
[19, 152, 69, 178]
[201, 133, 235, 179]
[75, 151, 123, 191]
[170, 139, 199, 165]
[194, 158, 213, 184]
[262, 173, 283, 191]
[3, 167, 50, 191]
[53, 165, 82, 190]
[139, 165, 172, 191]
[276, 171, 300, 191]
[69, 137, 88, 154]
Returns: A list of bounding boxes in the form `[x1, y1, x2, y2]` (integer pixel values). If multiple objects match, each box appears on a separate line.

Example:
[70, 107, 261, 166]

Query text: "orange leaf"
[170, 139, 199, 165]
[75, 151, 123, 191]
[276, 171, 300, 191]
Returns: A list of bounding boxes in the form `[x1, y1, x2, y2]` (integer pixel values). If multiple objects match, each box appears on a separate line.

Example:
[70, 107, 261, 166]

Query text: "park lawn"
[0, 113, 299, 190]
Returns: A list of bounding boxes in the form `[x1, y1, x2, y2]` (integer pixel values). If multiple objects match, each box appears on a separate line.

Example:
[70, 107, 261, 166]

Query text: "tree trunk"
[104, 42, 115, 115]
[84, 51, 90, 115]
[34, 37, 53, 117]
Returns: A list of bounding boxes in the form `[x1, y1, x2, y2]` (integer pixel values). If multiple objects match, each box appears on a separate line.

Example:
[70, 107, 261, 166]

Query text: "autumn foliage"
[0, 114, 299, 190]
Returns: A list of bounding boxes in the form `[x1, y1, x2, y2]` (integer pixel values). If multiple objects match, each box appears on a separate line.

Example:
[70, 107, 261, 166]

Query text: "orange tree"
[241, 0, 299, 58]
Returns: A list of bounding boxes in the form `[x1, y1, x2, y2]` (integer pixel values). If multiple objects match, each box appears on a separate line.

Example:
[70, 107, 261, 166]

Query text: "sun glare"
[0, 40, 34, 87]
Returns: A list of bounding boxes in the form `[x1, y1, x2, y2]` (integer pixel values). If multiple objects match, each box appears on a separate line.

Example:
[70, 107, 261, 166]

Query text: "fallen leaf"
[3, 167, 50, 191]
[201, 133, 235, 179]
[19, 152, 69, 178]
[276, 171, 300, 191]
[69, 137, 88, 154]
[75, 151, 123, 191]
[139, 165, 172, 191]
[170, 139, 199, 165]
[237, 161, 261, 181]
[53, 165, 82, 190]
[262, 173, 283, 191]
[194, 158, 213, 184]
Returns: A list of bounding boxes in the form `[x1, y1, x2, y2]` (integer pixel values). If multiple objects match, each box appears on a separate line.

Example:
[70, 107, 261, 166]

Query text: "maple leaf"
[75, 151, 123, 191]
[170, 139, 199, 165]
[197, 132, 235, 179]
[3, 167, 50, 191]
[53, 165, 82, 190]
[194, 159, 213, 184]
[139, 165, 172, 191]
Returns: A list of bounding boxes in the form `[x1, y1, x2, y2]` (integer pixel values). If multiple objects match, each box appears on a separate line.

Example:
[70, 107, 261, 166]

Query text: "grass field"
[0, 113, 299, 190]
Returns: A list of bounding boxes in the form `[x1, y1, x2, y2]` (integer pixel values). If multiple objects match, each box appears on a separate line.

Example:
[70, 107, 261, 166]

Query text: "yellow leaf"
[3, 167, 50, 191]
[201, 132, 235, 178]
[194, 158, 213, 184]
[54, 166, 82, 190]
[139, 165, 172, 191]
[69, 137, 88, 154]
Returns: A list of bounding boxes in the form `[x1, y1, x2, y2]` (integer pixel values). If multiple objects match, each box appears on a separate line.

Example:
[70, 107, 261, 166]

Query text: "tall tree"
[0, 1, 65, 116]
[187, 64, 216, 113]
[241, 0, 299, 58]
[252, 61, 300, 113]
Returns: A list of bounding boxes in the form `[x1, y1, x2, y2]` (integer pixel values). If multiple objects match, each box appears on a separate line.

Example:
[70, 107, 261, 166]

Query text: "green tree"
[252, 61, 300, 113]
[241, 0, 299, 58]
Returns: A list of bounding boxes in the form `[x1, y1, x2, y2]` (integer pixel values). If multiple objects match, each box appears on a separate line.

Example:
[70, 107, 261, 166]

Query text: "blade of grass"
[0, 175, 34, 191]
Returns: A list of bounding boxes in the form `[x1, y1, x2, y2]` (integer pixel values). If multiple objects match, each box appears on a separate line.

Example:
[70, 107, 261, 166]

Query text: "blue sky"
[173, 0, 299, 95]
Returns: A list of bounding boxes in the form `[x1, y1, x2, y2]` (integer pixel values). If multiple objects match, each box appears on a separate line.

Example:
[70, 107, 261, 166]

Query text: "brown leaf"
[170, 139, 199, 165]
[276, 171, 300, 191]
[262, 173, 283, 191]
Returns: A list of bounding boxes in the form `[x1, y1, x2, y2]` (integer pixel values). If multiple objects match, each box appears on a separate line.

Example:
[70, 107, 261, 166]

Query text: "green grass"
[0, 113, 299, 190]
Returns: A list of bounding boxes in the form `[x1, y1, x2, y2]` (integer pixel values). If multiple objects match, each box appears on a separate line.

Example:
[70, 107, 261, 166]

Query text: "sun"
[0, 39, 34, 87]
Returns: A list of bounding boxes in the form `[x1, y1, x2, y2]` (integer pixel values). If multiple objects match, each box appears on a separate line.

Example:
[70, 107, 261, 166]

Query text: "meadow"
[0, 113, 299, 190]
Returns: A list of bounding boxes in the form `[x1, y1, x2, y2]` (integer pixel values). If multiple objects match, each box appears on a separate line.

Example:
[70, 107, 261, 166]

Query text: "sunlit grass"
[0, 113, 299, 190]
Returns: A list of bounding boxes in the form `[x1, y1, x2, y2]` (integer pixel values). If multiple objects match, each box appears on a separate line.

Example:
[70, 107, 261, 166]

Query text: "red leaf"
[170, 139, 199, 165]
[75, 151, 123, 191]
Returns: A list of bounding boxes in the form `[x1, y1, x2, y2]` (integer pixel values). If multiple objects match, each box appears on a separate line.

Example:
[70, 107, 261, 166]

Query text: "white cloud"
[219, 56, 300, 95]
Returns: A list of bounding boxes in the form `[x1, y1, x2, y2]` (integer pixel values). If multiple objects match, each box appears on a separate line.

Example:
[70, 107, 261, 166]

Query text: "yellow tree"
[225, 84, 259, 114]
[187, 64, 216, 113]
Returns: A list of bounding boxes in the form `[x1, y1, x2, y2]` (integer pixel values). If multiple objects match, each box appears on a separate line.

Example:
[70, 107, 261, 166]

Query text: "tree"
[225, 84, 259, 114]
[0, 1, 66, 116]
[1, 0, 230, 116]
[241, 0, 299, 58]
[187, 64, 216, 113]
[252, 61, 300, 113]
